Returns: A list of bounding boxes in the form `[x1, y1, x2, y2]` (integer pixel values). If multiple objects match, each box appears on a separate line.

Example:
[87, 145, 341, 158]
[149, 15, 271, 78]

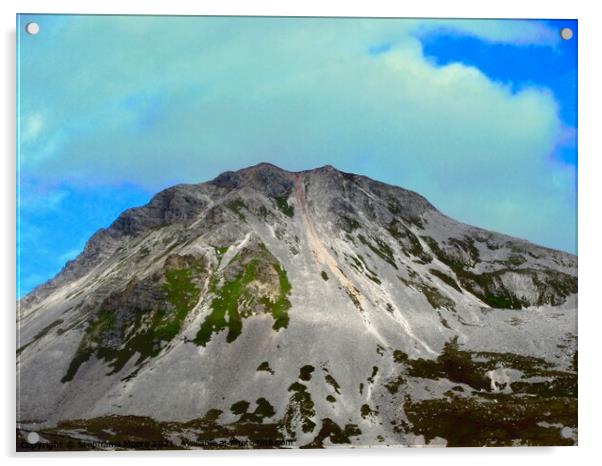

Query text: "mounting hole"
[26, 432, 40, 444]
[560, 27, 573, 41]
[25, 22, 40, 35]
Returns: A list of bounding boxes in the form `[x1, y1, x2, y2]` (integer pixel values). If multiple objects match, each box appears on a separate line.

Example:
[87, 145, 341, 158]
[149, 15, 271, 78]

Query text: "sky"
[17, 16, 577, 297]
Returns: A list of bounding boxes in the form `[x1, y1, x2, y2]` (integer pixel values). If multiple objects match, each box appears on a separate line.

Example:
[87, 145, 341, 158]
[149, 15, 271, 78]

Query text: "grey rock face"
[17, 163, 577, 448]
[211, 162, 294, 198]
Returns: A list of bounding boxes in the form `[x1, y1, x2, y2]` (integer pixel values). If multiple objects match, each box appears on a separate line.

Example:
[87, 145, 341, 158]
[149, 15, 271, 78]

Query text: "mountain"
[16, 163, 577, 449]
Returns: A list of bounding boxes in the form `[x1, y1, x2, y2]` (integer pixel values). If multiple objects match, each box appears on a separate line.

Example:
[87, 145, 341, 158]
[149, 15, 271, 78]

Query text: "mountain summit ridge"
[21, 162, 572, 308]
[17, 162, 577, 447]
[20, 163, 440, 307]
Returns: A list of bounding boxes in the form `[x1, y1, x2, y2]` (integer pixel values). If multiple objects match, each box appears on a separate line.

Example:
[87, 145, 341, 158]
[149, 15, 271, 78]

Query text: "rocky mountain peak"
[17, 163, 577, 448]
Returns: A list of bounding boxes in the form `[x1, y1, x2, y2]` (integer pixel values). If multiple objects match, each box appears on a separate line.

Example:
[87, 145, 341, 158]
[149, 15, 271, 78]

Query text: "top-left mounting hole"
[25, 22, 40, 35]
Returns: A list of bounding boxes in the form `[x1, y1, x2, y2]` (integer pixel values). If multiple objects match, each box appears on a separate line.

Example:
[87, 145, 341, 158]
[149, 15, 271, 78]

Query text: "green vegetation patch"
[387, 220, 432, 263]
[231, 398, 276, 423]
[347, 254, 363, 272]
[230, 400, 250, 416]
[498, 254, 527, 267]
[393, 350, 409, 363]
[274, 196, 294, 217]
[405, 339, 490, 390]
[346, 252, 381, 284]
[194, 242, 292, 347]
[358, 234, 398, 270]
[399, 340, 577, 446]
[367, 366, 379, 384]
[429, 269, 462, 292]
[384, 375, 406, 395]
[404, 394, 576, 447]
[472, 350, 554, 376]
[214, 246, 229, 262]
[324, 371, 341, 394]
[510, 376, 577, 398]
[160, 266, 202, 340]
[418, 283, 456, 311]
[299, 365, 315, 382]
[253, 397, 276, 420]
[437, 311, 451, 329]
[345, 288, 363, 311]
[270, 263, 292, 330]
[256, 361, 274, 375]
[356, 254, 381, 284]
[193, 257, 251, 345]
[303, 418, 361, 447]
[421, 235, 577, 309]
[320, 271, 329, 281]
[360, 404, 378, 419]
[399, 338, 576, 399]
[26, 410, 290, 451]
[284, 382, 316, 435]
[62, 255, 206, 382]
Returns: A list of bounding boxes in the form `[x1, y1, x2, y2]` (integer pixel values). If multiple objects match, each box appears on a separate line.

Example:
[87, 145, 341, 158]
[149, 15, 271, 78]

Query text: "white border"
[2, 1, 601, 465]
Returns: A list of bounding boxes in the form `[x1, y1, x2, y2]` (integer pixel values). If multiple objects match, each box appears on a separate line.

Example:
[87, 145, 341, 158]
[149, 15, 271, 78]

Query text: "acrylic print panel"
[16, 14, 577, 450]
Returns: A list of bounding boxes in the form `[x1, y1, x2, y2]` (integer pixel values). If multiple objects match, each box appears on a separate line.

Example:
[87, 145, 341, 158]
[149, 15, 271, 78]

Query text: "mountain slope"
[17, 163, 577, 448]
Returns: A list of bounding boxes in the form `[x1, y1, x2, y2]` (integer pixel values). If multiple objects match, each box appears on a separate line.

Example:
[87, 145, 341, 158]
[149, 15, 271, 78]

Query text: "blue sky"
[17, 16, 577, 297]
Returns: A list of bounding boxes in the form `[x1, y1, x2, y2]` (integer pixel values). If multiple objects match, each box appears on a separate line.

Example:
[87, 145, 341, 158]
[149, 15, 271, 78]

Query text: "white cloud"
[17, 16, 575, 251]
[21, 113, 44, 142]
